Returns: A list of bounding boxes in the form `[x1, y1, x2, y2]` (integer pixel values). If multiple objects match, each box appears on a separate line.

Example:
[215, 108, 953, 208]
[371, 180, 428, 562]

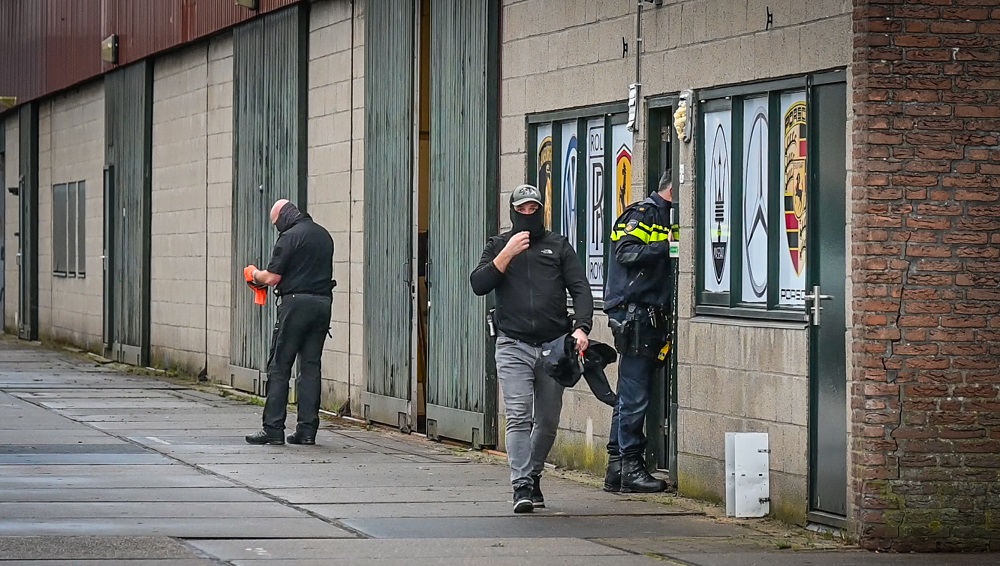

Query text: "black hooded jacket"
[470, 230, 593, 345]
[266, 203, 335, 297]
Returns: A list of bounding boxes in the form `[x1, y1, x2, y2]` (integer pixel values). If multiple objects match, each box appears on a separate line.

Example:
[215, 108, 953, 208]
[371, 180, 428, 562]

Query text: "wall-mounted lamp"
[101, 34, 119, 64]
[235, 0, 259, 10]
[0, 96, 16, 111]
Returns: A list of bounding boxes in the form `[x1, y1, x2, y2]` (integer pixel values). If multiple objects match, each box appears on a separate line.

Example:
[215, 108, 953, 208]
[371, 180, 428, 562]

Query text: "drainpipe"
[346, 0, 356, 414]
[635, 0, 643, 95]
[204, 44, 210, 382]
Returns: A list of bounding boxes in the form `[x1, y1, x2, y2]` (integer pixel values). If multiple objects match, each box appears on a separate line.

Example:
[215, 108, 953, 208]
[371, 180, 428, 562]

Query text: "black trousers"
[262, 293, 332, 435]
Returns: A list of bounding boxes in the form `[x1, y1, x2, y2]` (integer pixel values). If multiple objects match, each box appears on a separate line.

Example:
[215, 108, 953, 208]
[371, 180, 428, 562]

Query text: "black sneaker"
[530, 474, 545, 508]
[512, 485, 534, 514]
[245, 430, 284, 445]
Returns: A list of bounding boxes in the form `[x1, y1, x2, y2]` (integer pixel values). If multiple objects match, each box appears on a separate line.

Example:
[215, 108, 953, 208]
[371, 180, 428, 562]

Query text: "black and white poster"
[586, 118, 605, 298]
[742, 97, 769, 304]
[703, 109, 731, 295]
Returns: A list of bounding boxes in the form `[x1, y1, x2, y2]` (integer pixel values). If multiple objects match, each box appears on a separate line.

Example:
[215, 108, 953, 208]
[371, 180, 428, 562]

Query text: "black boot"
[603, 454, 622, 492]
[620, 456, 667, 493]
[245, 429, 284, 445]
[286, 431, 315, 445]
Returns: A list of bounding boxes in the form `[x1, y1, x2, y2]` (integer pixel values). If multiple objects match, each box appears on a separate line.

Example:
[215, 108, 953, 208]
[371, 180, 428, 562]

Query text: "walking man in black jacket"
[471, 184, 594, 514]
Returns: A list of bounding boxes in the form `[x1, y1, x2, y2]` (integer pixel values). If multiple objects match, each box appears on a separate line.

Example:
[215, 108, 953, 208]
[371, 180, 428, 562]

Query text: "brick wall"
[852, 0, 1000, 551]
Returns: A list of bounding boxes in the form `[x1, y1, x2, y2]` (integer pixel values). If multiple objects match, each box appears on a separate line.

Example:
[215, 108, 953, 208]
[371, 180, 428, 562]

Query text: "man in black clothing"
[245, 199, 335, 446]
[602, 171, 677, 493]
[471, 184, 594, 513]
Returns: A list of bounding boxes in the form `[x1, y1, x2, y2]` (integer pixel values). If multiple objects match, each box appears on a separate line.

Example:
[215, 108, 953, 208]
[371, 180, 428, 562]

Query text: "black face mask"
[275, 202, 305, 233]
[510, 205, 545, 240]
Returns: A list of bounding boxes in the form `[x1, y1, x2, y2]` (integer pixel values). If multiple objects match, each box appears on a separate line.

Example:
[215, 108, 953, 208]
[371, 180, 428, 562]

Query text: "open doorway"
[644, 104, 678, 480]
[413, 0, 432, 433]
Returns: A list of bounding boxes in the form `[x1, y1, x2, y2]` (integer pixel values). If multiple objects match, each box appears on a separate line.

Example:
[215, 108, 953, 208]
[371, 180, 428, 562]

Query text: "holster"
[623, 304, 670, 362]
[609, 318, 632, 356]
[485, 308, 497, 339]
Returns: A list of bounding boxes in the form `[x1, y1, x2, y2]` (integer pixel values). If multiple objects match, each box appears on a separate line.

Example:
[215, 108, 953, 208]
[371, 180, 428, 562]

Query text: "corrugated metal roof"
[46, 0, 104, 93]
[0, 0, 302, 111]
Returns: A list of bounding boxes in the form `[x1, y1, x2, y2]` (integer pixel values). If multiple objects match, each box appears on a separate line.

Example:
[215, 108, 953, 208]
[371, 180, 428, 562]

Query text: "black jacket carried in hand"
[470, 230, 593, 345]
[540, 334, 618, 407]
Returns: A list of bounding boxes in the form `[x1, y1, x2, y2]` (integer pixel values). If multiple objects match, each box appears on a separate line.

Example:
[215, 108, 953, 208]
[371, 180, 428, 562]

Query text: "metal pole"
[633, 0, 643, 132]
[635, 0, 642, 86]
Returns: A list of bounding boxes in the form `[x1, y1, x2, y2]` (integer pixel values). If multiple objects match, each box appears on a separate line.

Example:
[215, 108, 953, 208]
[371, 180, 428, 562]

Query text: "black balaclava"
[275, 202, 306, 233]
[510, 203, 546, 240]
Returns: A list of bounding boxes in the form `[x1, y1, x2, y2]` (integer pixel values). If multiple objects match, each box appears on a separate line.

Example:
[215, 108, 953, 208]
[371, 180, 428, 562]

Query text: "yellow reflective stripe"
[636, 221, 671, 243]
[613, 227, 652, 243]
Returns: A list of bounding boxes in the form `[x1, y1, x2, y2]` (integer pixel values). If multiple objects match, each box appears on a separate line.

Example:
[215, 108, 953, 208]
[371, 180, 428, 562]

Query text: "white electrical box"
[725, 432, 770, 518]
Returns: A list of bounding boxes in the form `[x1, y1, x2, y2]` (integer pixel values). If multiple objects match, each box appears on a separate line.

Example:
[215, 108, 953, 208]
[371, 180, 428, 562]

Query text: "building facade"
[1, 0, 997, 551]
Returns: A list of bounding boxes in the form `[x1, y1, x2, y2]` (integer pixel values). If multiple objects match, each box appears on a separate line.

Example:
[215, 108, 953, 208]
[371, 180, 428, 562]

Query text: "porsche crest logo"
[783, 101, 807, 277]
[615, 144, 632, 218]
[537, 136, 553, 229]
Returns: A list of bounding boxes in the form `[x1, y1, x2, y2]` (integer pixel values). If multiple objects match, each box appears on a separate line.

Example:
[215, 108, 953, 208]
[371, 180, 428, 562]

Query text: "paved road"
[0, 338, 994, 565]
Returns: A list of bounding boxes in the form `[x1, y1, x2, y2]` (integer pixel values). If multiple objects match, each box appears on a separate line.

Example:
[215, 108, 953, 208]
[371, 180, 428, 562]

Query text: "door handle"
[804, 285, 833, 326]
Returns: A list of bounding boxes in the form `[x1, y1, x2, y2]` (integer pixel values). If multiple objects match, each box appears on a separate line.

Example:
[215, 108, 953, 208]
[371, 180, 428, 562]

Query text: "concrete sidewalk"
[0, 337, 992, 565]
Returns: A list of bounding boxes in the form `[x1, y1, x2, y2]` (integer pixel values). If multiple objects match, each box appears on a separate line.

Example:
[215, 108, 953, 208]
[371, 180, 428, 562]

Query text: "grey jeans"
[495, 335, 565, 489]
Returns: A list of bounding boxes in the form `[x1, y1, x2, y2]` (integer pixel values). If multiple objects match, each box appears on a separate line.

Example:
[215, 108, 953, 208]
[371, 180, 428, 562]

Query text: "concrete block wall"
[501, 0, 852, 516]
[40, 83, 105, 350]
[307, 0, 364, 413]
[36, 103, 52, 339]
[150, 44, 211, 374]
[206, 35, 235, 382]
[669, 1, 852, 524]
[675, 319, 809, 519]
[3, 118, 18, 332]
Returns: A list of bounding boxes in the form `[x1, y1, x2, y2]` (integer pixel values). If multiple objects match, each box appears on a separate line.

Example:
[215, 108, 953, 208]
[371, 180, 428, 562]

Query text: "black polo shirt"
[266, 210, 334, 298]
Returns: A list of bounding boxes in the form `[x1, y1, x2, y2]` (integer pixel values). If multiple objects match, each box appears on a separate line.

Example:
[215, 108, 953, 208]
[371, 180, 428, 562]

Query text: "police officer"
[471, 184, 593, 513]
[244, 199, 335, 446]
[602, 171, 677, 493]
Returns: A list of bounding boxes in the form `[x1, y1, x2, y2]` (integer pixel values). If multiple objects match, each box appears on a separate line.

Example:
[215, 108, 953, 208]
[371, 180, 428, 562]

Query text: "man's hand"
[493, 231, 531, 273]
[572, 328, 589, 354]
[502, 231, 530, 258]
[243, 264, 258, 283]
[243, 264, 267, 288]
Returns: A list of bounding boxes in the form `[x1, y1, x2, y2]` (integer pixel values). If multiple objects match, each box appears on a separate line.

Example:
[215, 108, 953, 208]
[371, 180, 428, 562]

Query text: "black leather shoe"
[245, 430, 284, 445]
[620, 456, 668, 493]
[603, 454, 622, 492]
[287, 431, 316, 445]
